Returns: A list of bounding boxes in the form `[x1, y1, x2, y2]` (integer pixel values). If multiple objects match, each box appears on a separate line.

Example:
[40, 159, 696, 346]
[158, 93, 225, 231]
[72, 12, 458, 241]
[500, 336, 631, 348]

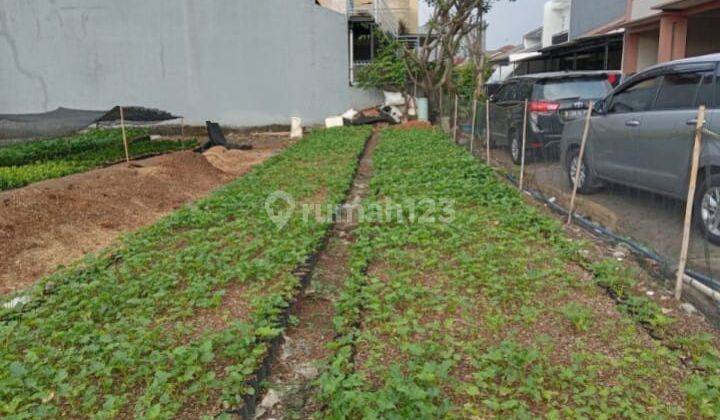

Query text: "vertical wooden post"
[119, 106, 130, 163]
[453, 94, 459, 143]
[567, 101, 594, 225]
[486, 99, 491, 165]
[470, 98, 477, 155]
[439, 89, 443, 123]
[518, 100, 529, 191]
[676, 105, 707, 300]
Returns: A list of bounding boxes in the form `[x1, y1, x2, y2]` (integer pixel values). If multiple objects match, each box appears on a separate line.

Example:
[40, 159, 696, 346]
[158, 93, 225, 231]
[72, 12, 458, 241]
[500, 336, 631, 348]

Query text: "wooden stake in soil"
[676, 105, 707, 300]
[518, 100, 528, 191]
[439, 89, 443, 123]
[119, 106, 130, 163]
[470, 98, 477, 155]
[486, 99, 491, 165]
[453, 94, 459, 143]
[567, 101, 594, 225]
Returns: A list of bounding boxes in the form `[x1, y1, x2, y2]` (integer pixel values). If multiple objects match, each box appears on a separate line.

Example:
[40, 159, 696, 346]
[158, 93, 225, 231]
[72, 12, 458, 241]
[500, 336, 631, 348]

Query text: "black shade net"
[0, 107, 181, 140]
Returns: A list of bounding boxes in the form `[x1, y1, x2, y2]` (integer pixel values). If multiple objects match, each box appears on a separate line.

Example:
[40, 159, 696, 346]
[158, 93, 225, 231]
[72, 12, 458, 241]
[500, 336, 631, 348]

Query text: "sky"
[418, 0, 547, 51]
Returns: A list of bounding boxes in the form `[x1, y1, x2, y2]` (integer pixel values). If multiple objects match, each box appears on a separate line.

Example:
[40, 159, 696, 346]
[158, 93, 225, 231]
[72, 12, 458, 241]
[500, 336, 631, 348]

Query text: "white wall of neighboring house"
[317, 0, 347, 14]
[630, 0, 664, 21]
[387, 0, 419, 33]
[523, 30, 542, 49]
[637, 30, 660, 70]
[0, 0, 381, 126]
[542, 0, 571, 48]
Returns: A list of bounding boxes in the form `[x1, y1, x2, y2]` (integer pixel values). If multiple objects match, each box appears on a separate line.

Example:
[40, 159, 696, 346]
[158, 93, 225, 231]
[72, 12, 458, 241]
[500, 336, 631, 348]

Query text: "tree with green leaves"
[355, 0, 500, 121]
[405, 0, 495, 117]
[355, 33, 419, 120]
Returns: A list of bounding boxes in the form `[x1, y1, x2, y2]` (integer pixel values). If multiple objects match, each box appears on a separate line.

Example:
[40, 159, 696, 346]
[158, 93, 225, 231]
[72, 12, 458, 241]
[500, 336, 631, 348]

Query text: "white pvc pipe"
[684, 274, 720, 303]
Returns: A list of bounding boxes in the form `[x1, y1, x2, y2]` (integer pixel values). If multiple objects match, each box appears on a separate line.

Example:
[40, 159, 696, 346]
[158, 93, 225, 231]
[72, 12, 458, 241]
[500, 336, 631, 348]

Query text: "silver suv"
[560, 53, 720, 243]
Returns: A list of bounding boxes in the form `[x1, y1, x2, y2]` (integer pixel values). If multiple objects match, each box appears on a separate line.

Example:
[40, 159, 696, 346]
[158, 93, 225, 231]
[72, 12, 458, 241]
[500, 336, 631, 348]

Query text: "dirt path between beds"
[254, 131, 379, 419]
[0, 138, 289, 295]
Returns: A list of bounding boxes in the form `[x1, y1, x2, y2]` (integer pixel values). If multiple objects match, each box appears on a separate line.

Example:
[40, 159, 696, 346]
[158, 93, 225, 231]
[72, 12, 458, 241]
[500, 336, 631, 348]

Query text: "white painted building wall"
[0, 0, 380, 126]
[637, 30, 660, 70]
[542, 0, 571, 48]
[630, 0, 664, 20]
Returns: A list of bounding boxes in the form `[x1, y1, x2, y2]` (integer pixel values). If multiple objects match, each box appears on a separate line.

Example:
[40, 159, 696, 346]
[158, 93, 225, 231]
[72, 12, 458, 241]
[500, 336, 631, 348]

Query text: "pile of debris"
[326, 91, 421, 128]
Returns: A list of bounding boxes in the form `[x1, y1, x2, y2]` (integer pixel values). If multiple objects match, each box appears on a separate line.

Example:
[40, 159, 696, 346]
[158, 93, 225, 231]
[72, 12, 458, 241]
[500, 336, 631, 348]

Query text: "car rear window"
[533, 78, 612, 101]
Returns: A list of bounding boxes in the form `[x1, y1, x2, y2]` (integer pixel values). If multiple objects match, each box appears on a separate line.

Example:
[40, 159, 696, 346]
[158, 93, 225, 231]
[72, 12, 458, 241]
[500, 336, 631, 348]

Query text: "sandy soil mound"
[203, 146, 275, 175]
[0, 147, 278, 295]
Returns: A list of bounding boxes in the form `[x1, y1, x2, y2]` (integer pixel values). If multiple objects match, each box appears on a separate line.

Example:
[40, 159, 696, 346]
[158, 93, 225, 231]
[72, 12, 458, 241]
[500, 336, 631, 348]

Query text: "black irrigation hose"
[500, 171, 720, 295]
[219, 131, 375, 420]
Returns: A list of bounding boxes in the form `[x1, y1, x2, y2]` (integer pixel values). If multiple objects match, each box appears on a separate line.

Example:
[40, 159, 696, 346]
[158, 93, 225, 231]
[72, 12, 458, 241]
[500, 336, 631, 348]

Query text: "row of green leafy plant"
[590, 259, 720, 417]
[0, 126, 371, 418]
[0, 129, 196, 190]
[318, 127, 720, 418]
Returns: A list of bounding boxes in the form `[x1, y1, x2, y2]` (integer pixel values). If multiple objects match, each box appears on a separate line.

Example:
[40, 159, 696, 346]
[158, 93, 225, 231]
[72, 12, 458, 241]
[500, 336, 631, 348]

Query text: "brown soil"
[203, 146, 273, 175]
[255, 131, 378, 419]
[397, 120, 433, 130]
[0, 137, 290, 296]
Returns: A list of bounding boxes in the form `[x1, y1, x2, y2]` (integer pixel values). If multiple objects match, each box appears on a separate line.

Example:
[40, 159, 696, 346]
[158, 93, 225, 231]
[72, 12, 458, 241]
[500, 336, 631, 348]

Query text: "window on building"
[352, 23, 374, 63]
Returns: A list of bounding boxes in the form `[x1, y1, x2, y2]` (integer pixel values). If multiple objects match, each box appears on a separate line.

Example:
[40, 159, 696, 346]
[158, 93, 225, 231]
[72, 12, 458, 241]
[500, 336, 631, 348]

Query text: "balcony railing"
[349, 60, 372, 85]
[346, 0, 399, 36]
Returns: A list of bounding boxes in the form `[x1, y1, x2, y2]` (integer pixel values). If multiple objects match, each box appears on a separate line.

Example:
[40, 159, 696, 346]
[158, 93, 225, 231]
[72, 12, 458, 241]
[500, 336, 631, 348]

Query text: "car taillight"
[607, 73, 619, 86]
[528, 101, 560, 114]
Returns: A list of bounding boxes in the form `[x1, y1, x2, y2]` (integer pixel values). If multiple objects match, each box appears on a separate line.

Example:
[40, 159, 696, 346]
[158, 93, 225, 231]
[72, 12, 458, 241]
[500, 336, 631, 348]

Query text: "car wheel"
[510, 131, 522, 165]
[566, 148, 597, 194]
[695, 174, 720, 246]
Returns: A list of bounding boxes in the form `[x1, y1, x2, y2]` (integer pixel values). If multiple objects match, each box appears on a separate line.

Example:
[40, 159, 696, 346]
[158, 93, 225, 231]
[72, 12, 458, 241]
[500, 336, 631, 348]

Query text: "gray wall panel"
[0, 0, 380, 125]
[569, 0, 626, 40]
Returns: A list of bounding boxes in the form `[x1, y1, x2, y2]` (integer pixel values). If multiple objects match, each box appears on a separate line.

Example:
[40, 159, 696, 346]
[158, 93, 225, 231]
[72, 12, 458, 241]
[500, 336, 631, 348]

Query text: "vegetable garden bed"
[0, 126, 371, 418]
[0, 129, 196, 190]
[319, 127, 720, 418]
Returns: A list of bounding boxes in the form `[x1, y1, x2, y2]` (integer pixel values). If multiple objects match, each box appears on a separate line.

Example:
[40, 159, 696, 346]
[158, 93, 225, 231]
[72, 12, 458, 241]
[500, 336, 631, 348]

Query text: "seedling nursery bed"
[0, 129, 197, 191]
[3, 126, 720, 418]
[0, 126, 372, 418]
[318, 127, 720, 418]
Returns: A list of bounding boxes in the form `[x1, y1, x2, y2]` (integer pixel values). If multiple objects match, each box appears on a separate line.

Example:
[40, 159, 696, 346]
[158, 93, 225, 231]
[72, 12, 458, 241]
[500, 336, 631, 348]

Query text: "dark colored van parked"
[489, 71, 621, 164]
[561, 54, 720, 243]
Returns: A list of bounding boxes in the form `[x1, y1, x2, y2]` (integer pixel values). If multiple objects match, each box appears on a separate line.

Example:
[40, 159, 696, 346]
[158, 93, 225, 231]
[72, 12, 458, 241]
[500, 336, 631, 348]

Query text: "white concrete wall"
[318, 0, 347, 14]
[542, 0, 571, 48]
[0, 0, 381, 126]
[630, 0, 663, 21]
[637, 30, 660, 70]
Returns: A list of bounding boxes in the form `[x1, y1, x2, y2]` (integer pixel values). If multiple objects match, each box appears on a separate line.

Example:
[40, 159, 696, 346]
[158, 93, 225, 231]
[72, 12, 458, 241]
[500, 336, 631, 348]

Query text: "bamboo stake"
[486, 99, 491, 165]
[518, 100, 528, 191]
[567, 101, 594, 225]
[119, 106, 130, 163]
[676, 105, 707, 300]
[453, 94, 459, 143]
[470, 98, 477, 155]
[439, 90, 443, 124]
